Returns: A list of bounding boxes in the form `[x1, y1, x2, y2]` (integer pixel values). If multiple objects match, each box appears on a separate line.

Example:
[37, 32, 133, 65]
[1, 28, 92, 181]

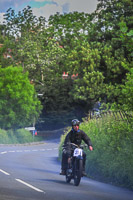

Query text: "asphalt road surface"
[0, 139, 133, 200]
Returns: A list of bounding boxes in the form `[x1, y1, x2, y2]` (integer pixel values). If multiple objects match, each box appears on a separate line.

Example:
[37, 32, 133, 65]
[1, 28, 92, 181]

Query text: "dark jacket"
[64, 129, 92, 157]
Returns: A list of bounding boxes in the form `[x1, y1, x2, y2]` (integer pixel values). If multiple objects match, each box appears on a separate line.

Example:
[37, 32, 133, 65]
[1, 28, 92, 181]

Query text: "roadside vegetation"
[0, 129, 43, 144]
[59, 114, 133, 190]
[0, 66, 42, 129]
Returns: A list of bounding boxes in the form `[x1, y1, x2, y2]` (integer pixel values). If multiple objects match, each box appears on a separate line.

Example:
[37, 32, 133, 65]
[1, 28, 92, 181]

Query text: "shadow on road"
[37, 178, 73, 186]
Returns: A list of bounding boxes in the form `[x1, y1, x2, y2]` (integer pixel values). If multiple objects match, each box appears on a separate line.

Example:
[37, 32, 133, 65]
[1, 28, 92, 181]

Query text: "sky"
[0, 0, 98, 24]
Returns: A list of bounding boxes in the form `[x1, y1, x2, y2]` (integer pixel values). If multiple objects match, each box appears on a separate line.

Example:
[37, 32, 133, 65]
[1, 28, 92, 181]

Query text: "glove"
[89, 146, 93, 151]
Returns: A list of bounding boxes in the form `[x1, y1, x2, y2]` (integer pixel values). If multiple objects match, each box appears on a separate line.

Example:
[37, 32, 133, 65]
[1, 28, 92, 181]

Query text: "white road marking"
[16, 179, 45, 193]
[0, 169, 10, 175]
[0, 147, 58, 155]
[0, 146, 58, 194]
[0, 151, 7, 154]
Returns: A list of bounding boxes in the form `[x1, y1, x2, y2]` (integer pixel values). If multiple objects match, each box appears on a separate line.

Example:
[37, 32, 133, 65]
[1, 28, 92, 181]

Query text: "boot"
[60, 169, 66, 175]
[82, 170, 87, 176]
[82, 165, 87, 176]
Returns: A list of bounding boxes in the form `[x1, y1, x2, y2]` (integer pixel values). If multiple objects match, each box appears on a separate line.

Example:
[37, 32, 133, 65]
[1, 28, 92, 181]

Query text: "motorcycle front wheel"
[74, 159, 83, 186]
[66, 169, 72, 183]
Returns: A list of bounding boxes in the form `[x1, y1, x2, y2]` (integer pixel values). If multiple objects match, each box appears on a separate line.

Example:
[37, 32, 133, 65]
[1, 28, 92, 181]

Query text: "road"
[0, 139, 133, 200]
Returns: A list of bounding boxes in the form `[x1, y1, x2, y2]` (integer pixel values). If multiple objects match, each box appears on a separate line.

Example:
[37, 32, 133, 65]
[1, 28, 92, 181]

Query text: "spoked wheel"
[74, 159, 83, 186]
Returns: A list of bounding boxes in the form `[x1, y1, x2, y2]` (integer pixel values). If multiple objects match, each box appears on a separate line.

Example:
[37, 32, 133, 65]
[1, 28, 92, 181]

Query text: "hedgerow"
[0, 129, 42, 144]
[59, 114, 133, 190]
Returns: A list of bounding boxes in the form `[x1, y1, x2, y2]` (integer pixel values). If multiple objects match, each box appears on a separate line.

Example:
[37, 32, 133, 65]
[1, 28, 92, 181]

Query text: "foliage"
[2, 6, 68, 111]
[1, 1, 133, 113]
[0, 129, 9, 143]
[0, 128, 42, 144]
[6, 129, 18, 143]
[118, 68, 133, 111]
[48, 1, 133, 109]
[81, 115, 133, 190]
[59, 114, 133, 190]
[15, 129, 33, 143]
[0, 66, 42, 129]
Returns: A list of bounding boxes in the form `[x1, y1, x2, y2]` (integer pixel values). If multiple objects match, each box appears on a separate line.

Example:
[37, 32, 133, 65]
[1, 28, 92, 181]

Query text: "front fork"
[67, 156, 83, 175]
[67, 157, 73, 174]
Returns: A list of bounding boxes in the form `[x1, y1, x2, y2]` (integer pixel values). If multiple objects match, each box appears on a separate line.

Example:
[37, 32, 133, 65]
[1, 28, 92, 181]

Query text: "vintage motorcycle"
[65, 143, 87, 186]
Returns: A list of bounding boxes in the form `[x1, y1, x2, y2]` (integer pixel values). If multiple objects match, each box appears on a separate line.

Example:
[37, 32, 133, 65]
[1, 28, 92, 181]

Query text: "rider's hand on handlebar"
[89, 146, 93, 151]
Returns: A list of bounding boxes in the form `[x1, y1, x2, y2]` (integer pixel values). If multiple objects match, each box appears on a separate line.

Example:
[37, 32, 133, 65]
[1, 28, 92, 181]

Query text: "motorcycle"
[65, 143, 87, 186]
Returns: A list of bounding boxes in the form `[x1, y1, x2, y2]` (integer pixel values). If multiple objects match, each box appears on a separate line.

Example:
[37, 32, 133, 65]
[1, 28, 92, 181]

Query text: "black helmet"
[71, 119, 80, 126]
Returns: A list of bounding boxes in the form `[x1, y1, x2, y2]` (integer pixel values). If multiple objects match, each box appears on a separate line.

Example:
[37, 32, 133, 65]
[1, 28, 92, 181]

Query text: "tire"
[66, 169, 72, 183]
[74, 159, 83, 186]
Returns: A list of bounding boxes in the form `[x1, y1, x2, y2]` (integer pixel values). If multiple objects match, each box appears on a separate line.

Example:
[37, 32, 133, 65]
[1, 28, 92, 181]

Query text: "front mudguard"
[74, 155, 83, 160]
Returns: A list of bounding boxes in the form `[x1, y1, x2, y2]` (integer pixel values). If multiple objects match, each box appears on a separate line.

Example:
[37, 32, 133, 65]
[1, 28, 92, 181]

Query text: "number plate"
[73, 148, 83, 157]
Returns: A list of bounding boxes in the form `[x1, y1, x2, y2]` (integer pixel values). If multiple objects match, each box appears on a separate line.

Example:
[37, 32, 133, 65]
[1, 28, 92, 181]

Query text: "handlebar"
[63, 142, 88, 149]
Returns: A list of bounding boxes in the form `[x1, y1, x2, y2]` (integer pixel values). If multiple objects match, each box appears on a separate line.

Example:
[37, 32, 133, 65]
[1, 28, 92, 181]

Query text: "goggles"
[73, 124, 79, 126]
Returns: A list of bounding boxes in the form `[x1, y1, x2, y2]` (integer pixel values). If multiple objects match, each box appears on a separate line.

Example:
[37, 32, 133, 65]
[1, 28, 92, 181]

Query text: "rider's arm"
[64, 131, 72, 157]
[81, 130, 93, 150]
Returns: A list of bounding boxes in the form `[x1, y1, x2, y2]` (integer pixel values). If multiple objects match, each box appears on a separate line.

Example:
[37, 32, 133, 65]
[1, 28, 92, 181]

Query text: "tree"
[2, 7, 67, 111]
[0, 66, 42, 129]
[119, 68, 133, 111]
[116, 21, 133, 110]
[48, 12, 105, 107]
[66, 42, 105, 107]
[2, 2, 132, 113]
[87, 0, 133, 105]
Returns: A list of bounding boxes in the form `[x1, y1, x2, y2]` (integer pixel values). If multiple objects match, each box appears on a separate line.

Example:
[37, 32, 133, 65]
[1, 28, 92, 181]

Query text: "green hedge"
[0, 129, 9, 143]
[0, 128, 42, 144]
[59, 115, 133, 190]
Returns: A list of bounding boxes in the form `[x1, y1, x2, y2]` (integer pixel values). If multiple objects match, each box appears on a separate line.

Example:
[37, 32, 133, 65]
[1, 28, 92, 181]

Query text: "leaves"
[1, 0, 132, 114]
[0, 66, 42, 129]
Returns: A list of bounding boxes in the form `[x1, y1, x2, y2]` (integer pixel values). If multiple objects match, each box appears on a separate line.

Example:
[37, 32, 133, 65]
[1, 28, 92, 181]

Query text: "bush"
[81, 115, 133, 190]
[7, 129, 19, 144]
[59, 113, 133, 190]
[15, 129, 33, 143]
[0, 129, 9, 144]
[0, 128, 43, 144]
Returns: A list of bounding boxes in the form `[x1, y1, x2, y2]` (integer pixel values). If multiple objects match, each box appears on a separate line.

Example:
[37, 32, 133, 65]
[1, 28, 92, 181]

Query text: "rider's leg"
[82, 152, 87, 176]
[60, 151, 68, 175]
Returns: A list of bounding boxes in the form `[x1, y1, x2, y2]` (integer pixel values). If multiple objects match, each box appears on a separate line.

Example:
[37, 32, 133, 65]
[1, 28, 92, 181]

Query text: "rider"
[60, 119, 93, 176]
